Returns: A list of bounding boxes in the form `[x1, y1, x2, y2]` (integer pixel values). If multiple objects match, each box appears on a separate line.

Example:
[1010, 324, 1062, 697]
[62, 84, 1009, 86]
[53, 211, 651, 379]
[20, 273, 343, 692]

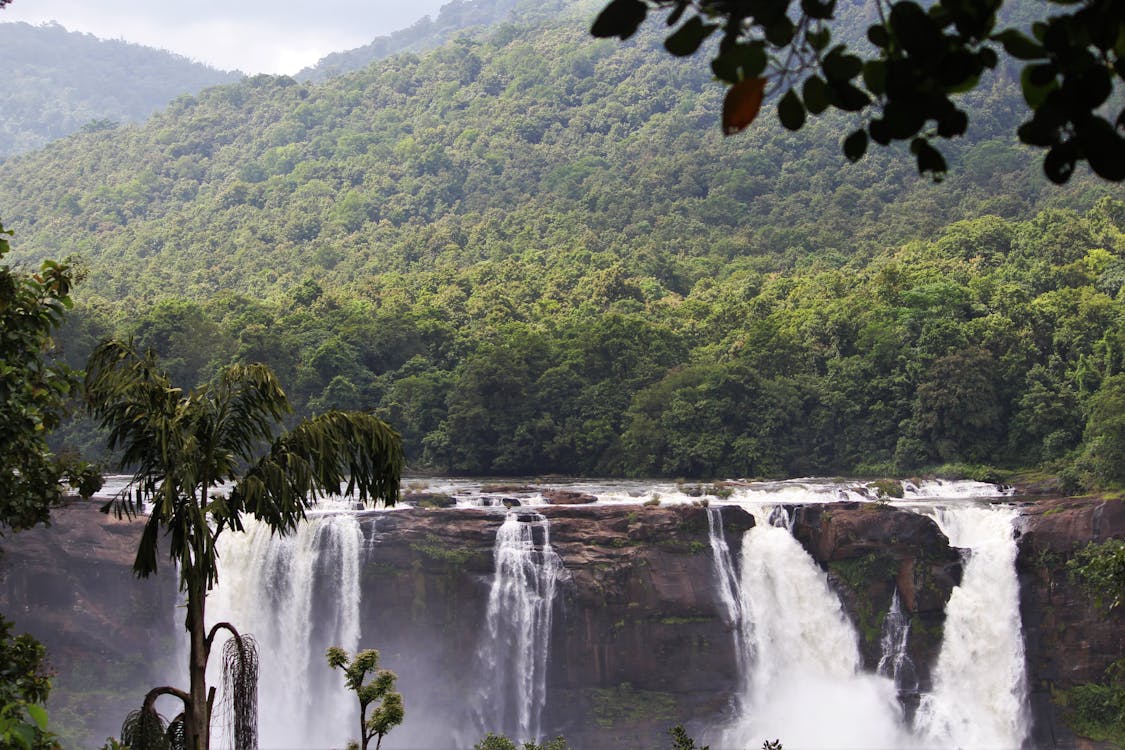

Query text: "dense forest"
[0, 1, 1121, 485]
[296, 0, 531, 82]
[0, 21, 241, 157]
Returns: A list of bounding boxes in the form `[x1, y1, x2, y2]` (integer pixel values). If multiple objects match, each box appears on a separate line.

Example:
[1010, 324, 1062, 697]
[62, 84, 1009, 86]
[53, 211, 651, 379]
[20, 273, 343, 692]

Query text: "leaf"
[722, 77, 767, 135]
[800, 0, 836, 21]
[802, 76, 831, 114]
[778, 89, 806, 130]
[1044, 141, 1077, 184]
[664, 16, 717, 57]
[828, 81, 871, 112]
[591, 0, 648, 40]
[911, 137, 947, 178]
[843, 129, 868, 162]
[1021, 63, 1058, 109]
[992, 29, 1045, 60]
[25, 704, 48, 731]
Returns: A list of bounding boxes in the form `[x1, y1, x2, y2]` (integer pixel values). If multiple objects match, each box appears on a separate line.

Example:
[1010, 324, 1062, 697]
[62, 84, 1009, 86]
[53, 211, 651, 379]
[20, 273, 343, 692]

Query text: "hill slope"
[0, 4, 1120, 483]
[0, 21, 241, 157]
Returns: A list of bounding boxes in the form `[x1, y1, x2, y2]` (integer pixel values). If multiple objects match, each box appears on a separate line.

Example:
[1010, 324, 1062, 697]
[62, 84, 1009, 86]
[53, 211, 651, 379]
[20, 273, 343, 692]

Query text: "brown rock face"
[1015, 497, 1125, 749]
[1, 497, 1116, 749]
[0, 503, 180, 748]
[543, 490, 597, 505]
[789, 502, 962, 717]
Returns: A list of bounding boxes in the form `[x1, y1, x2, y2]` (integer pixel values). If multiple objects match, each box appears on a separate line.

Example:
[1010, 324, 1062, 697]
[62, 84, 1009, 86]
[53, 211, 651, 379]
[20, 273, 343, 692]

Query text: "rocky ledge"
[0, 496, 1119, 748]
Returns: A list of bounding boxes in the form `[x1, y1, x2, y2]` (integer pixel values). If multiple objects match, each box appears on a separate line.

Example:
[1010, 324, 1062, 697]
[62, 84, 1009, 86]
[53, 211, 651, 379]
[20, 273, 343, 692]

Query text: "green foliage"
[326, 647, 404, 750]
[1078, 374, 1125, 487]
[0, 617, 56, 750]
[591, 0, 1124, 183]
[472, 733, 571, 750]
[586, 682, 677, 728]
[0, 5, 1121, 482]
[0, 22, 238, 157]
[1067, 538, 1125, 610]
[0, 222, 101, 534]
[1057, 660, 1125, 745]
[868, 479, 904, 500]
[669, 725, 708, 750]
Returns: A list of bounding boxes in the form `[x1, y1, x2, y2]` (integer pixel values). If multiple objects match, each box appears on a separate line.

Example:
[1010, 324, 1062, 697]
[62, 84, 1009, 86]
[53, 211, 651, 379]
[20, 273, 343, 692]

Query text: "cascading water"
[721, 505, 905, 749]
[471, 512, 564, 745]
[207, 511, 363, 749]
[914, 505, 1029, 749]
[706, 506, 748, 691]
[878, 589, 919, 712]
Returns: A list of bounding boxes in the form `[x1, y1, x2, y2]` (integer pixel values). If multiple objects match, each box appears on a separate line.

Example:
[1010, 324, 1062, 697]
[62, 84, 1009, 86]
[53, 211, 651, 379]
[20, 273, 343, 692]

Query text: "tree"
[0, 617, 55, 750]
[591, 0, 1125, 183]
[326, 647, 405, 750]
[0, 222, 100, 534]
[472, 734, 572, 750]
[0, 221, 98, 748]
[84, 339, 403, 750]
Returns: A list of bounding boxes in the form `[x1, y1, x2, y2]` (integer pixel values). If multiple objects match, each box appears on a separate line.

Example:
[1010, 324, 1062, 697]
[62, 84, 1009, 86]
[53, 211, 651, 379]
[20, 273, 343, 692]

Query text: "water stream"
[208, 511, 363, 749]
[470, 511, 565, 745]
[914, 506, 1029, 749]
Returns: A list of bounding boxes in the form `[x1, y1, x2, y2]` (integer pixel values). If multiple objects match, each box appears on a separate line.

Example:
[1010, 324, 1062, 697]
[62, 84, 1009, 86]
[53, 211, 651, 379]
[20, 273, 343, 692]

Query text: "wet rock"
[543, 489, 596, 505]
[404, 491, 457, 508]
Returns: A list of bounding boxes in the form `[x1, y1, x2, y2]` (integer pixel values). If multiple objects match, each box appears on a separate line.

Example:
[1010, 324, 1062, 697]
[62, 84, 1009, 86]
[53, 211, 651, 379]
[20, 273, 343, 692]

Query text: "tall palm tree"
[84, 339, 403, 750]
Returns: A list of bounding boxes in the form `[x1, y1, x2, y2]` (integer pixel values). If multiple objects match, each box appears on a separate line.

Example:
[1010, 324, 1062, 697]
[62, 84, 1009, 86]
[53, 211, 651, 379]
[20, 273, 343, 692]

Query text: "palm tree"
[84, 339, 403, 750]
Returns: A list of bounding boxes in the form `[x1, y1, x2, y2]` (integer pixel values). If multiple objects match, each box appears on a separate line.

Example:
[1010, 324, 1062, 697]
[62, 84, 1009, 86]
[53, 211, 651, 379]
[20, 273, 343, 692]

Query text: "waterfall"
[878, 589, 919, 711]
[914, 506, 1029, 749]
[721, 506, 905, 750]
[706, 505, 749, 712]
[706, 506, 742, 628]
[471, 512, 564, 744]
[208, 512, 363, 749]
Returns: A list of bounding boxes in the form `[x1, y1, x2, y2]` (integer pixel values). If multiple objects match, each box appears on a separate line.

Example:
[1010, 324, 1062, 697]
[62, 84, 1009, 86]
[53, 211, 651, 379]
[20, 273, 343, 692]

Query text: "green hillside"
[0, 21, 241, 157]
[0, 5, 1120, 483]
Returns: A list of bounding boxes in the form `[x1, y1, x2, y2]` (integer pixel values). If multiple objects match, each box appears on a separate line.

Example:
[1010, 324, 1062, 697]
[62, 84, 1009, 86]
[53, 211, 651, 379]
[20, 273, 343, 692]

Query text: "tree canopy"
[592, 0, 1125, 183]
[0, 222, 99, 534]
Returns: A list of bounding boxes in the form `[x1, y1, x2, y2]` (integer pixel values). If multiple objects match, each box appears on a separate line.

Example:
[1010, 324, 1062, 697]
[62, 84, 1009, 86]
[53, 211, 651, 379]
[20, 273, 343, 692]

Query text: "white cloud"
[0, 0, 450, 73]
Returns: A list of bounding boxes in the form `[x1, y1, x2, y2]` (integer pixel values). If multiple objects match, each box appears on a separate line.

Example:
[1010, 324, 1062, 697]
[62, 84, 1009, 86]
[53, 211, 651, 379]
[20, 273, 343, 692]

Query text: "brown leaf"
[722, 77, 767, 135]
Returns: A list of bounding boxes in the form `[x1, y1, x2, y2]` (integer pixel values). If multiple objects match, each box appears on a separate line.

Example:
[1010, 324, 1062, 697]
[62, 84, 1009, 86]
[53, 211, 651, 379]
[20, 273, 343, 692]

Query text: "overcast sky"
[0, 0, 451, 74]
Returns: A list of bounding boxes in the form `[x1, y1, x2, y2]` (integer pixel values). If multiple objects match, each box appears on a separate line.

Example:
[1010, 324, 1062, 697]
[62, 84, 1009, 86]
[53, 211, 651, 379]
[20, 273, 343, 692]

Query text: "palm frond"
[121, 706, 170, 750]
[227, 411, 402, 533]
[221, 632, 259, 750]
[213, 363, 291, 465]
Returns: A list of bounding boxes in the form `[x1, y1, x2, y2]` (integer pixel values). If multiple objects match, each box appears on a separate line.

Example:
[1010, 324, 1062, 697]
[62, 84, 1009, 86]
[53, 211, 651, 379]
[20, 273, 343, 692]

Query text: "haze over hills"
[296, 0, 537, 82]
[0, 0, 1121, 483]
[0, 21, 242, 157]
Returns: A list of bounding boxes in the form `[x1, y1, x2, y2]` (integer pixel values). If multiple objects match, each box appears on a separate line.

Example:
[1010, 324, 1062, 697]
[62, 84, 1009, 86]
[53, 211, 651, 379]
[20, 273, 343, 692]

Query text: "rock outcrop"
[789, 501, 962, 716]
[1015, 496, 1125, 749]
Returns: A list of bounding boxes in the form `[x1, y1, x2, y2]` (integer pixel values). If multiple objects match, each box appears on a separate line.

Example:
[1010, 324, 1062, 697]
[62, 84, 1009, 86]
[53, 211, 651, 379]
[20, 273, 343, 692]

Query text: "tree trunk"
[186, 579, 211, 750]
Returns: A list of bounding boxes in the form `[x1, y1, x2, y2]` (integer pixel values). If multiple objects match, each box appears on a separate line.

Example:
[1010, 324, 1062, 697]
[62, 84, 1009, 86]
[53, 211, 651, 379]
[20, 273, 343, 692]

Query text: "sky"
[0, 0, 452, 75]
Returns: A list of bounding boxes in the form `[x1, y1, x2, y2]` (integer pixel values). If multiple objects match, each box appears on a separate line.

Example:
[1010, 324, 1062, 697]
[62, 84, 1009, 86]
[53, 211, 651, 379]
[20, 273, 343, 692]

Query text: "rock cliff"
[0, 496, 1119, 748]
[1015, 496, 1125, 749]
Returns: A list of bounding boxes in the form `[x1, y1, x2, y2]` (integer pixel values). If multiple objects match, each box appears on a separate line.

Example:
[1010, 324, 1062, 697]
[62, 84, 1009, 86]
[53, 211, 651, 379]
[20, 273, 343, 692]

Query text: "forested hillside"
[0, 22, 241, 157]
[296, 0, 534, 82]
[0, 4, 1120, 483]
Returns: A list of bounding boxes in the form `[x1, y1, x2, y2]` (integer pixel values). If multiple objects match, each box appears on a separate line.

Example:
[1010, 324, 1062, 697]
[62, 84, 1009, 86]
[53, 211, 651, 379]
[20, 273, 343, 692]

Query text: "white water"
[122, 476, 1029, 749]
[914, 506, 1029, 749]
[877, 589, 918, 697]
[471, 512, 565, 745]
[721, 506, 906, 750]
[208, 512, 363, 749]
[706, 505, 749, 712]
